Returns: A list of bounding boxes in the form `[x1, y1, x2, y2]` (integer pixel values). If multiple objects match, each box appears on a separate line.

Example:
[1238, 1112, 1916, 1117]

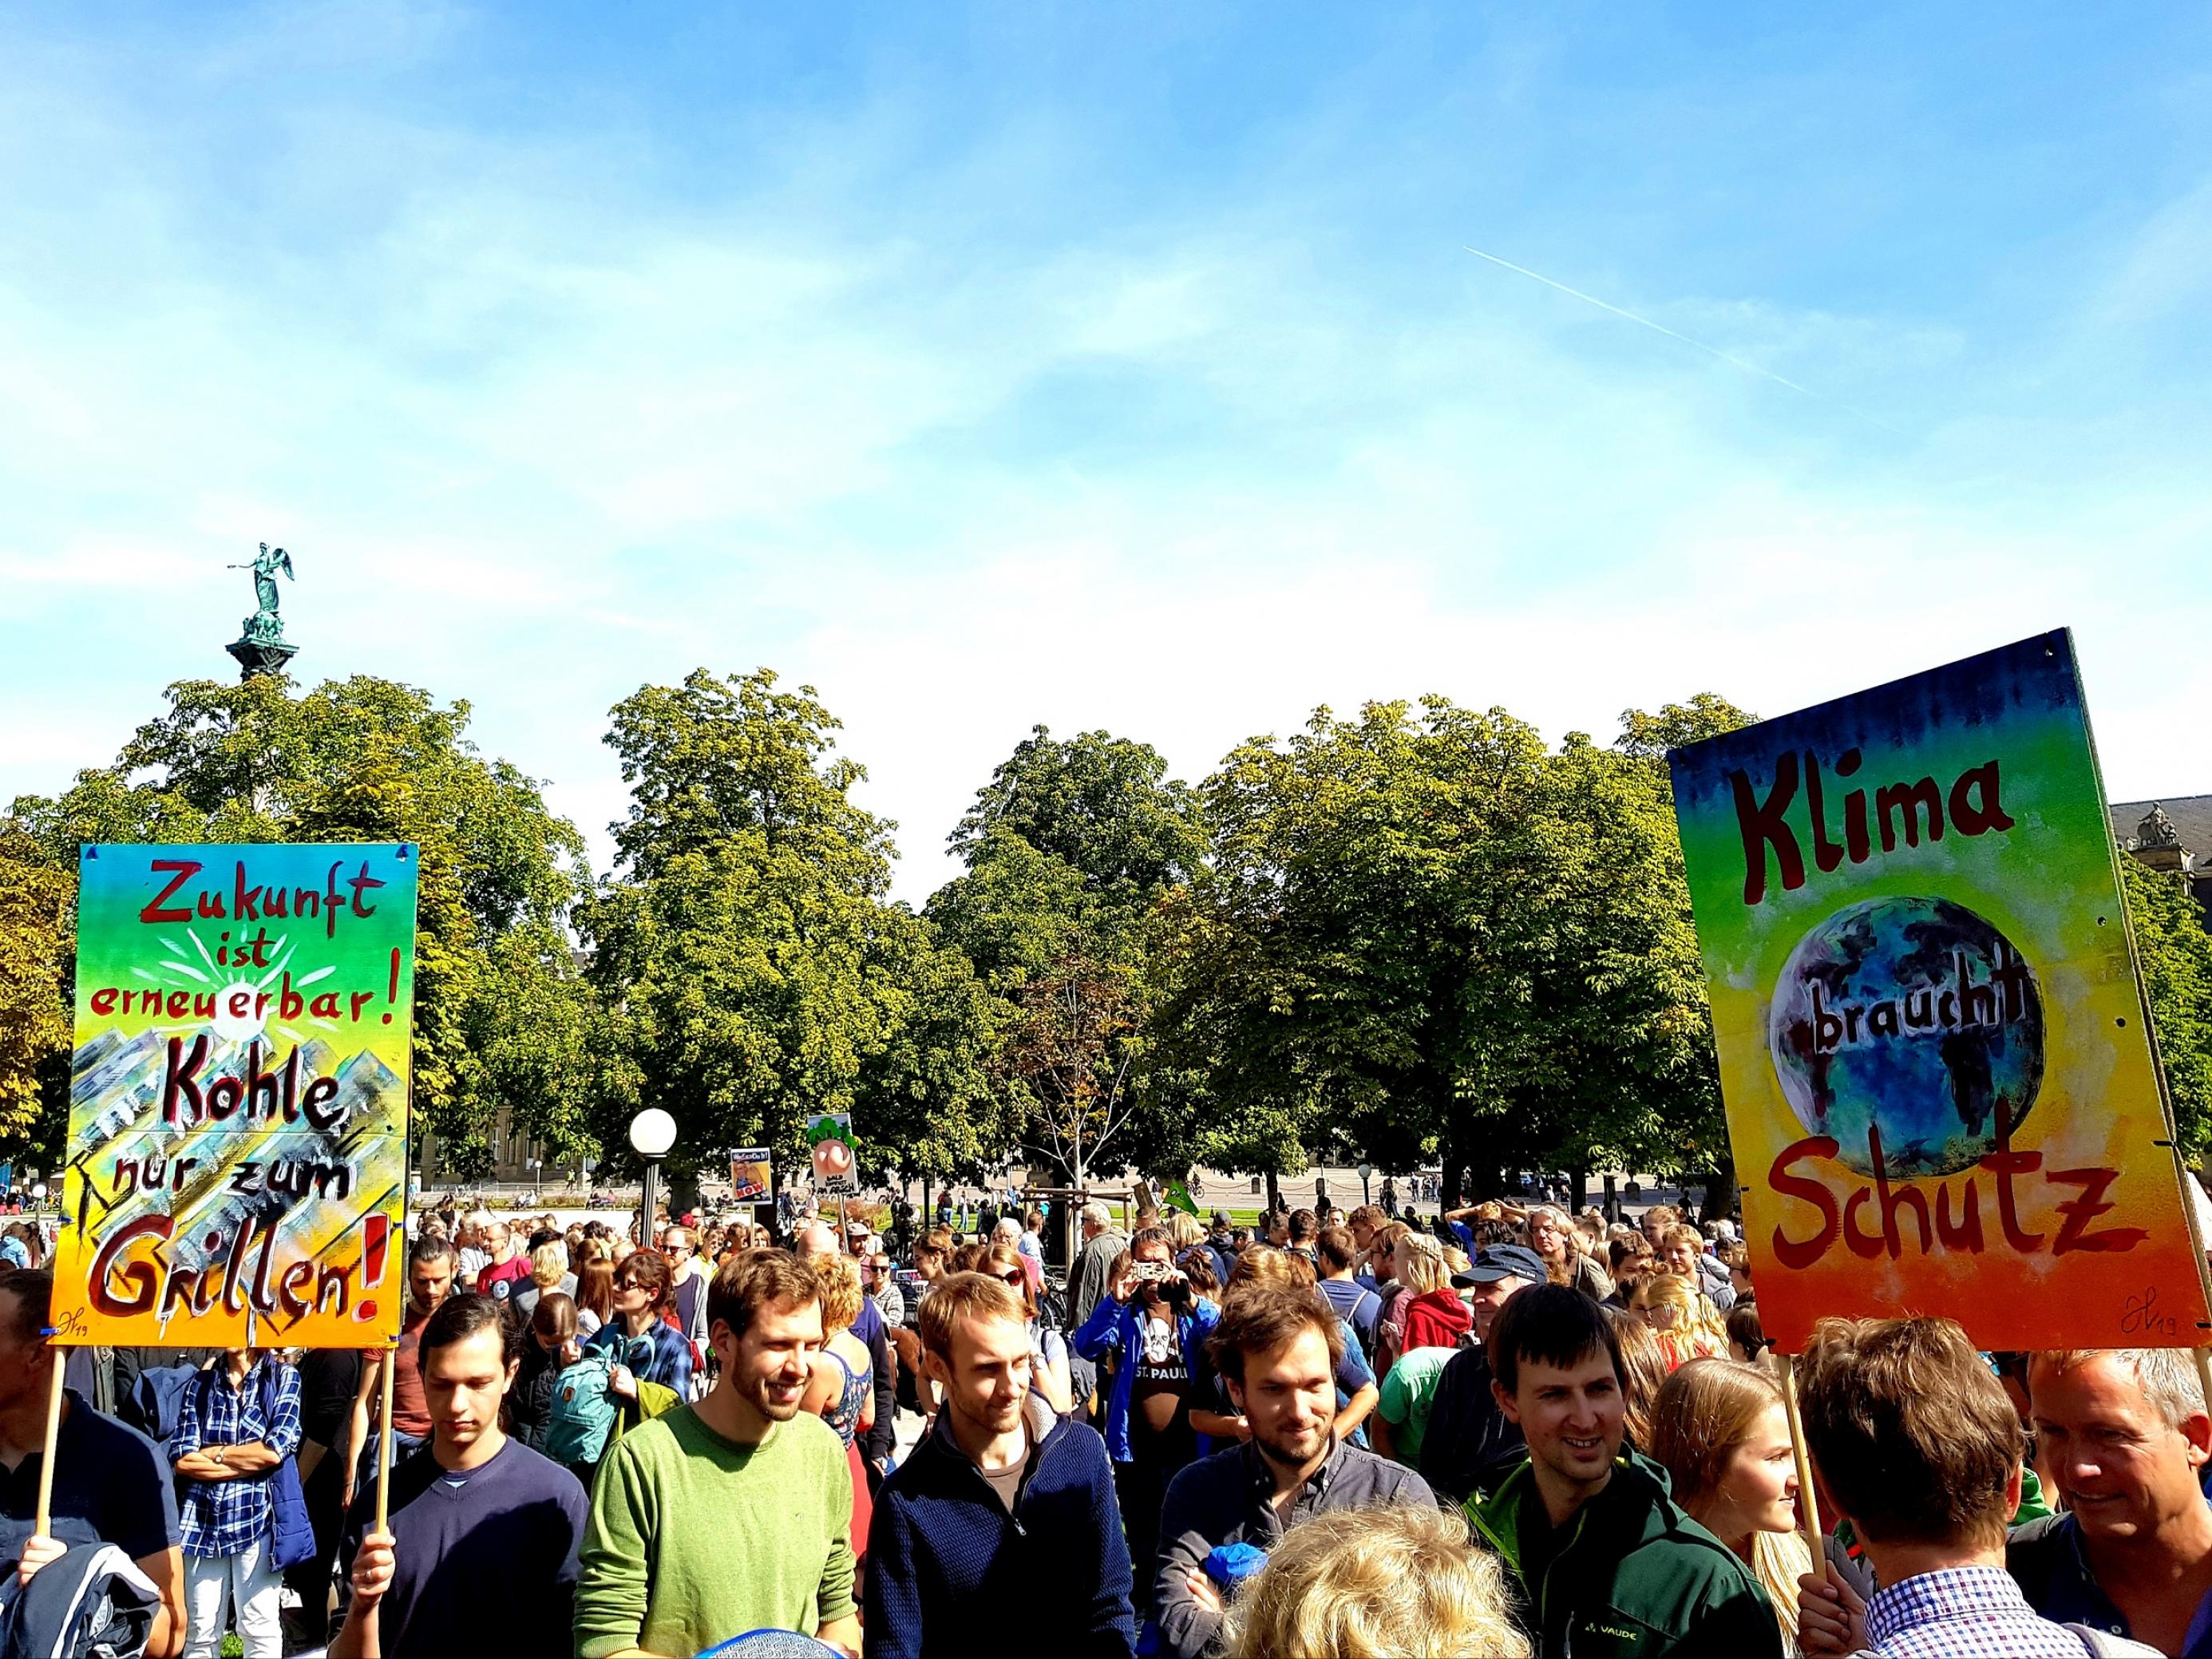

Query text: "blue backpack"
[544, 1336, 651, 1469]
[129, 1365, 200, 1447]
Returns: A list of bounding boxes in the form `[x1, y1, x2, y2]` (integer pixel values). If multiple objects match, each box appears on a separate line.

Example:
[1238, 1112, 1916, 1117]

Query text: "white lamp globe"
[628, 1108, 678, 1160]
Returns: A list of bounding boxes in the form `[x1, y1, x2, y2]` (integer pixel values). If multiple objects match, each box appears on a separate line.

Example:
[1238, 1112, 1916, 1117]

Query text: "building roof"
[2111, 796, 2212, 858]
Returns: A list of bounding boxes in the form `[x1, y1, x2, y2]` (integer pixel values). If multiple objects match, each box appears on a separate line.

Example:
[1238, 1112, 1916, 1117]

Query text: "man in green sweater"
[576, 1249, 860, 1659]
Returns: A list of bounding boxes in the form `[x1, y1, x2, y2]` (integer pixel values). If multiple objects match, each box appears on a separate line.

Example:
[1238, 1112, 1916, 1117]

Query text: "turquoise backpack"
[544, 1336, 651, 1468]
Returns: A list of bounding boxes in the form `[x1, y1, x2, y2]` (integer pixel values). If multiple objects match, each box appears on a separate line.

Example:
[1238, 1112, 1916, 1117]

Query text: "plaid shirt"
[168, 1358, 302, 1559]
[1866, 1564, 2102, 1657]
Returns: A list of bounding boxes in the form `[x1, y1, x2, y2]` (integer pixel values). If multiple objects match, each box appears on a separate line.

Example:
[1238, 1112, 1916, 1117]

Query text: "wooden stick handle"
[32, 1348, 65, 1539]
[1779, 1354, 1829, 1586]
[373, 1348, 397, 1533]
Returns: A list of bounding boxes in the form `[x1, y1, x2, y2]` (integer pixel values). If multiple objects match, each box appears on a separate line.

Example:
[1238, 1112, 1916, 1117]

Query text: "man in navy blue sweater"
[865, 1273, 1134, 1658]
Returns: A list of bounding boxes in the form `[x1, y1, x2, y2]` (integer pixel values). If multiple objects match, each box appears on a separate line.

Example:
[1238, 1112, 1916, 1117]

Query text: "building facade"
[2111, 797, 2212, 929]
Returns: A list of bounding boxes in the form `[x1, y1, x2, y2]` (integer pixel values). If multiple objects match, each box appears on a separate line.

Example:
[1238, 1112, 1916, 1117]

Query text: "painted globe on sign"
[1767, 895, 2044, 1178]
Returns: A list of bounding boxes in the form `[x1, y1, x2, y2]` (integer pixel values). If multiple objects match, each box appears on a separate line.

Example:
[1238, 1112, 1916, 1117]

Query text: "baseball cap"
[1452, 1243, 1545, 1288]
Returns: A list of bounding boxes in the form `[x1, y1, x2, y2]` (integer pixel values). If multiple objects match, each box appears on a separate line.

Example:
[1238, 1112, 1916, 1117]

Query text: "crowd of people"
[0, 1189, 2205, 1656]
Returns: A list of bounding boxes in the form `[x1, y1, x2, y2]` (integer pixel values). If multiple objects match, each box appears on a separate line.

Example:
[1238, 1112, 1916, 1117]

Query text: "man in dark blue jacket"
[865, 1273, 1134, 1658]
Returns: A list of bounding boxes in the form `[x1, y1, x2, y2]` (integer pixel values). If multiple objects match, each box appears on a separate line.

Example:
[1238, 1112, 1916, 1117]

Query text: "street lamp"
[629, 1109, 677, 1245]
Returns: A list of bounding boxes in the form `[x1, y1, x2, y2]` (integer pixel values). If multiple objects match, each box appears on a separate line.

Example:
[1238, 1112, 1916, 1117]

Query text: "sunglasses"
[993, 1271, 1025, 1287]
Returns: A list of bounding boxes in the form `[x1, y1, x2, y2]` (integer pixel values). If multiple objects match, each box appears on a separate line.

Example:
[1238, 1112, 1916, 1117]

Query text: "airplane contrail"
[1464, 246, 1906, 437]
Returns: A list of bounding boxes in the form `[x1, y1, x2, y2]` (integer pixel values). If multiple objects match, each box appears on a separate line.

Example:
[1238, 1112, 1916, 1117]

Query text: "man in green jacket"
[1464, 1285, 1782, 1658]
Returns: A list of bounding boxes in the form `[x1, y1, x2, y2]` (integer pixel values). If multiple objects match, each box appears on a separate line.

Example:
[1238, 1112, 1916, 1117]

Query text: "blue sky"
[5, 2, 2209, 901]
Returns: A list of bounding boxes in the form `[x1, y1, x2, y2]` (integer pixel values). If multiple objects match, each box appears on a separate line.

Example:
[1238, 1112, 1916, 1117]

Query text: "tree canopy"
[4, 674, 593, 1174]
[2121, 853, 2212, 1163]
[928, 727, 1206, 1185]
[18, 657, 2210, 1221]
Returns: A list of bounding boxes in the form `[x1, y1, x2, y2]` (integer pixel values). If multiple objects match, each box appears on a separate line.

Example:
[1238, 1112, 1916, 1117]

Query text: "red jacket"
[1399, 1288, 1474, 1355]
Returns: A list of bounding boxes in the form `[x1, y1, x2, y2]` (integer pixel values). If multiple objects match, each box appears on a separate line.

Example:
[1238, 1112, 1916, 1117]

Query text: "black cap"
[1452, 1243, 1546, 1288]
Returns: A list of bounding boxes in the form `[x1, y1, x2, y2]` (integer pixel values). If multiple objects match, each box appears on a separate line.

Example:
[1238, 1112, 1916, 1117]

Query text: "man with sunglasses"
[861, 1254, 904, 1329]
[663, 1228, 711, 1352]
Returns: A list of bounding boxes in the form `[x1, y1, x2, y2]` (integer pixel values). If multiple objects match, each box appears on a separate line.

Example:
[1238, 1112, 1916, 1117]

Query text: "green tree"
[1602, 695, 1758, 1212]
[927, 727, 1206, 1185]
[6, 675, 596, 1174]
[853, 905, 1011, 1186]
[2121, 854, 2212, 1163]
[0, 827, 73, 1147]
[1153, 695, 1747, 1206]
[580, 669, 916, 1197]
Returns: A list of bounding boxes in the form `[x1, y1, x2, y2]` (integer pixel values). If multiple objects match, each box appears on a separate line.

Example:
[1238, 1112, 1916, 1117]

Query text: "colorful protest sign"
[52, 844, 417, 1348]
[730, 1148, 772, 1202]
[807, 1113, 857, 1195]
[1669, 632, 2210, 1352]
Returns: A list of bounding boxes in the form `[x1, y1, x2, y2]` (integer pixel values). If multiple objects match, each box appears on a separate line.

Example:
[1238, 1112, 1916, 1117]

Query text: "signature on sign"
[2120, 1285, 2181, 1341]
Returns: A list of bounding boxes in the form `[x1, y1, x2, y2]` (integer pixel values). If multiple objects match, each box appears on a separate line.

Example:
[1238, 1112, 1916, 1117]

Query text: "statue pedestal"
[228, 634, 299, 681]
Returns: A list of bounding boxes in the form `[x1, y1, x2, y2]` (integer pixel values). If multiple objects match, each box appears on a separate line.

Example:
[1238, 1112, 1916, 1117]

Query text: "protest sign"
[730, 1148, 772, 1202]
[51, 843, 418, 1348]
[807, 1113, 857, 1195]
[1669, 631, 2211, 1352]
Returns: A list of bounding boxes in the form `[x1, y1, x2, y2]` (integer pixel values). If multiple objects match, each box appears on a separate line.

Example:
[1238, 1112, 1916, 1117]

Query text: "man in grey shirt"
[1067, 1201, 1126, 1412]
[1153, 1286, 1434, 1659]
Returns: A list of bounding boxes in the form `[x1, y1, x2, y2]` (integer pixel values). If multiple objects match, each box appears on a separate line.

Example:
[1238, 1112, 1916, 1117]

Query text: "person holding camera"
[1072, 1225, 1221, 1625]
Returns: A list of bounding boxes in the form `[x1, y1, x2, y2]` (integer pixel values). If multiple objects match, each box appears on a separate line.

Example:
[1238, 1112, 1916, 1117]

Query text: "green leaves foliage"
[4, 674, 594, 1174]
[1151, 696, 1751, 1199]
[583, 667, 1003, 1187]
[2120, 854, 2212, 1164]
[929, 727, 1205, 1182]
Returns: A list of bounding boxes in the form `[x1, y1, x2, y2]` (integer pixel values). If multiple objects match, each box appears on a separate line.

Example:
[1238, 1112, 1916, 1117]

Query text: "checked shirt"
[1865, 1563, 2139, 1657]
[168, 1357, 302, 1559]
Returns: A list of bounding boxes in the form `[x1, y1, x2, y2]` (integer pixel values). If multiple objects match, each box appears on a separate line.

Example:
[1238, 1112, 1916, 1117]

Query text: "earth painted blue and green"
[1768, 895, 2044, 1177]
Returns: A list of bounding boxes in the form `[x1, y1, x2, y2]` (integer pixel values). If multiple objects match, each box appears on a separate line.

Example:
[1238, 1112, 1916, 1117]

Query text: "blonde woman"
[797, 1252, 876, 1575]
[1387, 1233, 1472, 1364]
[512, 1240, 574, 1320]
[1603, 1305, 1671, 1453]
[1649, 1359, 1818, 1653]
[800, 1253, 876, 1449]
[1631, 1273, 1728, 1371]
[1221, 1502, 1530, 1659]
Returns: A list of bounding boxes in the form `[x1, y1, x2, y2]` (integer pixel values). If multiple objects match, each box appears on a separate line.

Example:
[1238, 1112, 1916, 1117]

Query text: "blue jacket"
[864, 1411, 1134, 1658]
[1071, 1293, 1220, 1463]
[584, 1317, 693, 1396]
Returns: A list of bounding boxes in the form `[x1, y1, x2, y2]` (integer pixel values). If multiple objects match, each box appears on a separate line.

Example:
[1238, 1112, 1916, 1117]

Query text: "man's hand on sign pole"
[16, 1533, 62, 1583]
[349, 1530, 396, 1608]
[1795, 1566, 1867, 1657]
[329, 1530, 394, 1659]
